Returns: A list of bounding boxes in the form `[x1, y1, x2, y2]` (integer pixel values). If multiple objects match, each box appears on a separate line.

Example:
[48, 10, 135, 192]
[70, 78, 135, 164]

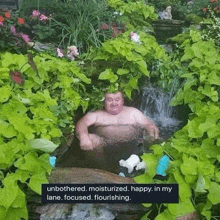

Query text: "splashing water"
[140, 86, 182, 139]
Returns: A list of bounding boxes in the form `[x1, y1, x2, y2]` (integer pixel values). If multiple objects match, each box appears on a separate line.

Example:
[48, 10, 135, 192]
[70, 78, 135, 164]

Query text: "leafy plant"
[135, 29, 220, 219]
[47, 0, 116, 54]
[201, 7, 220, 48]
[84, 30, 165, 102]
[0, 10, 30, 53]
[108, 0, 158, 31]
[0, 51, 91, 219]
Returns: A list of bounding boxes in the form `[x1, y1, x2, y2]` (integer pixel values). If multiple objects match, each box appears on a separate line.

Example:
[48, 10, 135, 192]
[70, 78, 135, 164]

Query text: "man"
[76, 91, 159, 151]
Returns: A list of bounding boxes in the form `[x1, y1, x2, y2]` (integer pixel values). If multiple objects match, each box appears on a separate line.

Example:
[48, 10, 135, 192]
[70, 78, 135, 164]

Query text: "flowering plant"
[27, 10, 55, 42]
[0, 10, 31, 53]
[201, 6, 220, 47]
[130, 32, 141, 43]
[56, 45, 79, 61]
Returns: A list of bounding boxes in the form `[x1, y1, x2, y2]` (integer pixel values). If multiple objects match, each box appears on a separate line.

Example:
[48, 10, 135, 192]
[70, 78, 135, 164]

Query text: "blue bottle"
[49, 156, 56, 167]
[156, 155, 170, 176]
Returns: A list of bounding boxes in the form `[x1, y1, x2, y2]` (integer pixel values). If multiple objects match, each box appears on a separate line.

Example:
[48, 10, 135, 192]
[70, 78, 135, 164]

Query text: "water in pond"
[140, 86, 183, 140]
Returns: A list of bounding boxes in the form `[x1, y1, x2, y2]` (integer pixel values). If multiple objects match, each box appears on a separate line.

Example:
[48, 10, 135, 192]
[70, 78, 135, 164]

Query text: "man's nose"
[112, 100, 117, 105]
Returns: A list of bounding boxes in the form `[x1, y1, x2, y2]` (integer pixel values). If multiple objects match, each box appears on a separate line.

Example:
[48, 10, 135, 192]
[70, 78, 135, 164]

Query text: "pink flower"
[40, 14, 48, 21]
[32, 10, 40, 17]
[10, 26, 16, 34]
[67, 46, 79, 60]
[57, 48, 64, 57]
[0, 22, 3, 26]
[21, 34, 30, 42]
[130, 32, 141, 43]
[67, 46, 79, 56]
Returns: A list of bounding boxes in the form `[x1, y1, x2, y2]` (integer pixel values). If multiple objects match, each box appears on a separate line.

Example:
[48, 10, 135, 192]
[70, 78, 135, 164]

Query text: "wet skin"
[76, 91, 159, 151]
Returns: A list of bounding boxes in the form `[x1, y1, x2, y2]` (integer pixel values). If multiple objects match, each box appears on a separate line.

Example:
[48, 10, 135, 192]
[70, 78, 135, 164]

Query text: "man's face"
[104, 92, 124, 115]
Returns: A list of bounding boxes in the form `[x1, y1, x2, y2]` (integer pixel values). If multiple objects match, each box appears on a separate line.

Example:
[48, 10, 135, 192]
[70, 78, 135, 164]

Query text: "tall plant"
[49, 0, 115, 53]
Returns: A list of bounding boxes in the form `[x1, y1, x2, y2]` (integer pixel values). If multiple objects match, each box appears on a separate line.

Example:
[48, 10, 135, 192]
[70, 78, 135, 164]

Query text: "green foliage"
[0, 10, 29, 53]
[135, 29, 220, 219]
[201, 7, 220, 48]
[38, 0, 115, 54]
[0, 51, 91, 219]
[108, 0, 157, 30]
[90, 30, 165, 99]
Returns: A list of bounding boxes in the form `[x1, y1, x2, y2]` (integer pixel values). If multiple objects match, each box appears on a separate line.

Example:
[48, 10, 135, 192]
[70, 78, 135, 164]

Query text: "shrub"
[135, 29, 220, 219]
[0, 51, 91, 219]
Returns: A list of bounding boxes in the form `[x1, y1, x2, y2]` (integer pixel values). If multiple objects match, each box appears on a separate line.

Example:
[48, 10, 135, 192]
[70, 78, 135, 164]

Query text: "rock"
[28, 168, 149, 220]
[47, 167, 135, 184]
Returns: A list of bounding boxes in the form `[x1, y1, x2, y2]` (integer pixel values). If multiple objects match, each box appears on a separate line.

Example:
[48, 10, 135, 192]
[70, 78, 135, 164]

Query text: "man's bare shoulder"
[123, 106, 141, 114]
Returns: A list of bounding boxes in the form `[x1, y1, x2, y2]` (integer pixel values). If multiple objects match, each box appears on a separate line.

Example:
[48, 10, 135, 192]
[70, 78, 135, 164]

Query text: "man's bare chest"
[95, 111, 136, 125]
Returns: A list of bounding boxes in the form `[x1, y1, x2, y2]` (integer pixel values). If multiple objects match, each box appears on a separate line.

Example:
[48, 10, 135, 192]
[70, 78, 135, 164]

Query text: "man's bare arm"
[75, 112, 98, 150]
[75, 112, 97, 139]
[132, 108, 159, 139]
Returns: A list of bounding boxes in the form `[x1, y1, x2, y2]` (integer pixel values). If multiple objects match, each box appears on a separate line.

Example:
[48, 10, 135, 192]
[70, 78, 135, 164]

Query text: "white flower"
[130, 32, 141, 43]
[114, 11, 122, 16]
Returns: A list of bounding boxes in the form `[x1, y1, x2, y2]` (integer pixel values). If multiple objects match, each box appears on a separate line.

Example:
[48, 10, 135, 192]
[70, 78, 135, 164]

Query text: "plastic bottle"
[156, 155, 170, 176]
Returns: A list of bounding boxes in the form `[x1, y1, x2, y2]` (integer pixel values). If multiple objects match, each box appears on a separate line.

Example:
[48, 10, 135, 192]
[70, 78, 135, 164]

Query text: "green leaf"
[49, 127, 62, 137]
[0, 120, 18, 138]
[192, 42, 203, 59]
[136, 60, 149, 76]
[141, 153, 159, 178]
[0, 68, 9, 80]
[134, 45, 149, 56]
[180, 155, 198, 176]
[117, 68, 129, 75]
[155, 209, 175, 220]
[195, 174, 207, 193]
[14, 152, 48, 174]
[201, 138, 220, 158]
[98, 69, 118, 83]
[198, 85, 218, 102]
[80, 99, 89, 113]
[207, 72, 220, 86]
[207, 181, 220, 204]
[70, 68, 91, 84]
[28, 172, 49, 195]
[181, 46, 194, 62]
[190, 30, 201, 42]
[0, 206, 6, 220]
[215, 170, 220, 182]
[2, 52, 14, 67]
[187, 117, 205, 138]
[199, 116, 216, 133]
[4, 207, 28, 220]
[0, 85, 12, 103]
[173, 169, 191, 200]
[27, 139, 58, 153]
[150, 144, 164, 155]
[0, 176, 19, 209]
[168, 199, 195, 217]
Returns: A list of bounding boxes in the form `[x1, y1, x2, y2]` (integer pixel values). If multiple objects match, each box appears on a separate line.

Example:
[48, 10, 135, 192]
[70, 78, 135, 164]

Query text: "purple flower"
[10, 26, 16, 34]
[40, 14, 49, 21]
[32, 10, 40, 17]
[0, 22, 3, 26]
[21, 34, 30, 42]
